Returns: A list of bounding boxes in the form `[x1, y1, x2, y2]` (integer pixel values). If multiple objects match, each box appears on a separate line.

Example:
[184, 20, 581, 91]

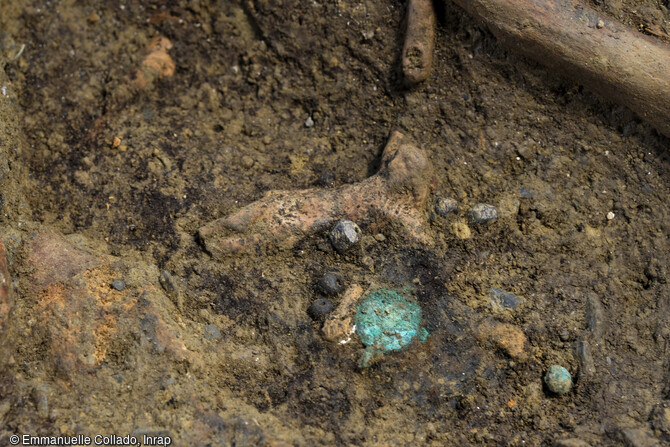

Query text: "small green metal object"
[355, 289, 428, 368]
[544, 365, 573, 395]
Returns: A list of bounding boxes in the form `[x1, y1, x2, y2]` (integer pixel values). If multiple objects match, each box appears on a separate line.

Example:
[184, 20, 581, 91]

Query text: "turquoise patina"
[355, 289, 428, 368]
[544, 365, 573, 395]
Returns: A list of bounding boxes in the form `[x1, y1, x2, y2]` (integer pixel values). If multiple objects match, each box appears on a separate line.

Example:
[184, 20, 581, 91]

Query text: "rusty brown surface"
[17, 229, 199, 380]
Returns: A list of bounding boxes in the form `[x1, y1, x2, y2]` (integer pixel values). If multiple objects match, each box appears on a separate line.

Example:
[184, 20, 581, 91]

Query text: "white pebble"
[607, 211, 615, 220]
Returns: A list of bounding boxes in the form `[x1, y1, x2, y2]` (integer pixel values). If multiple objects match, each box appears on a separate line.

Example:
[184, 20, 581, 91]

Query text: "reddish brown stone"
[21, 228, 101, 291]
[133, 35, 175, 90]
[16, 229, 197, 380]
[476, 319, 528, 359]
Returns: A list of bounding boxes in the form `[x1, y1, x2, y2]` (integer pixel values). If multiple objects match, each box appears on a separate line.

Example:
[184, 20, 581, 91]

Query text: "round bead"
[544, 365, 573, 395]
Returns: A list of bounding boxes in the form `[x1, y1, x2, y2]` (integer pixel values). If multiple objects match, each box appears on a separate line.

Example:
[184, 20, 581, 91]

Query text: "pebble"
[241, 155, 255, 169]
[88, 11, 100, 24]
[559, 330, 571, 342]
[434, 197, 458, 216]
[476, 320, 527, 359]
[308, 298, 334, 321]
[204, 324, 221, 341]
[468, 203, 498, 224]
[374, 233, 386, 242]
[451, 221, 471, 239]
[329, 219, 361, 253]
[488, 288, 523, 311]
[318, 272, 344, 296]
[544, 365, 573, 395]
[305, 116, 314, 128]
[111, 279, 126, 291]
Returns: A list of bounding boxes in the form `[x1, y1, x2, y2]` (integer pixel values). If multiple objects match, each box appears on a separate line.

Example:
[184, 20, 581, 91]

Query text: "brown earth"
[0, 0, 669, 445]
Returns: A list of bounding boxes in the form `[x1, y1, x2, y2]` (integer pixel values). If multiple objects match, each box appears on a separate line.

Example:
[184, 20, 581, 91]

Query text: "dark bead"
[308, 298, 334, 320]
[318, 272, 344, 296]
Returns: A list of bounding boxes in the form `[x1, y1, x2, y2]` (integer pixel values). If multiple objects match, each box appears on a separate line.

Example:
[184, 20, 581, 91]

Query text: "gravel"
[204, 324, 221, 341]
[111, 279, 126, 291]
[434, 197, 458, 216]
[488, 288, 523, 311]
[329, 219, 361, 253]
[468, 203, 498, 224]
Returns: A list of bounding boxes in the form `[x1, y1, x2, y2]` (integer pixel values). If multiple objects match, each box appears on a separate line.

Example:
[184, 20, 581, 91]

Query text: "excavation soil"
[0, 1, 669, 446]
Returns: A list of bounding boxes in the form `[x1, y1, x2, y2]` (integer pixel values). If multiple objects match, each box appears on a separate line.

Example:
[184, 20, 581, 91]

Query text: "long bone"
[198, 131, 436, 258]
